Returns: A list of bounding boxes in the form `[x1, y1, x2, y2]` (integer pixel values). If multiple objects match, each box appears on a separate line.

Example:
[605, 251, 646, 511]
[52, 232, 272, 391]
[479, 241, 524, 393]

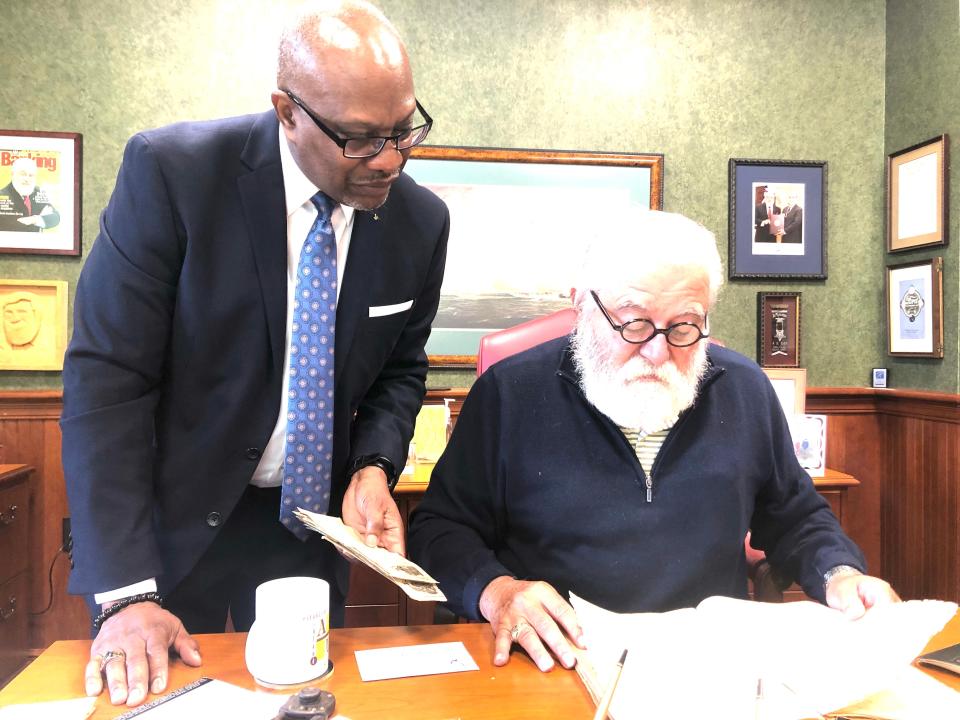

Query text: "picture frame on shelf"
[405, 146, 664, 367]
[728, 159, 826, 280]
[887, 134, 949, 253]
[757, 291, 801, 368]
[886, 257, 944, 358]
[762, 367, 807, 417]
[0, 279, 69, 370]
[0, 129, 82, 256]
[788, 414, 827, 477]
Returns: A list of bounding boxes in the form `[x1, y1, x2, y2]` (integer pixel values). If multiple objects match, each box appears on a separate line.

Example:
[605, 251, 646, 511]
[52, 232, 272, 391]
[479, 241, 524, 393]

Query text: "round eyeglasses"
[589, 290, 709, 347]
[283, 89, 433, 159]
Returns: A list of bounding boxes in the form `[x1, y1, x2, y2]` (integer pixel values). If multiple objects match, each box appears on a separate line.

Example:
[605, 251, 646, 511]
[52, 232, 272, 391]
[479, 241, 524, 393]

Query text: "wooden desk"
[2, 616, 959, 718]
[812, 468, 859, 528]
[342, 467, 434, 628]
[0, 464, 34, 686]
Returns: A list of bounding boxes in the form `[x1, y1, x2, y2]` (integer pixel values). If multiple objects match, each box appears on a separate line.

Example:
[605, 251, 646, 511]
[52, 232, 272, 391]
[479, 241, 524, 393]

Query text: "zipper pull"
[646, 475, 653, 503]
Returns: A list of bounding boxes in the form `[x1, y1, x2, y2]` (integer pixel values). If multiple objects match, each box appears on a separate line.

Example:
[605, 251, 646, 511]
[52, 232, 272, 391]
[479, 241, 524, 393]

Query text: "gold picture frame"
[405, 146, 664, 367]
[887, 135, 949, 252]
[762, 367, 807, 416]
[0, 279, 68, 370]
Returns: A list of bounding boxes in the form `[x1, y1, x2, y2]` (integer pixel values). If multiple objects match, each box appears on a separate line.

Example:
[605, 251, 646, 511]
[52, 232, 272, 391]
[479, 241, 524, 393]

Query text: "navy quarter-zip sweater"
[408, 338, 865, 620]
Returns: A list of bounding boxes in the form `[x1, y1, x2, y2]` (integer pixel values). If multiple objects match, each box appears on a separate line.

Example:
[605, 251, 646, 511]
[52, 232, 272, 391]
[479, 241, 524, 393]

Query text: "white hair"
[573, 208, 724, 309]
[11, 157, 37, 173]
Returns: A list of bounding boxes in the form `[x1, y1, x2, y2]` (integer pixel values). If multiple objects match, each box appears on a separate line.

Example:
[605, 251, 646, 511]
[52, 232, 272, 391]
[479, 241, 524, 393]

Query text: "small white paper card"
[355, 641, 479, 682]
[0, 697, 96, 720]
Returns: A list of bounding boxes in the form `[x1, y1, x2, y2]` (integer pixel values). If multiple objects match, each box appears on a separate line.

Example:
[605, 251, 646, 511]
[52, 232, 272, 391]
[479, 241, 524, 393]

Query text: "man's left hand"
[341, 466, 405, 555]
[825, 572, 901, 619]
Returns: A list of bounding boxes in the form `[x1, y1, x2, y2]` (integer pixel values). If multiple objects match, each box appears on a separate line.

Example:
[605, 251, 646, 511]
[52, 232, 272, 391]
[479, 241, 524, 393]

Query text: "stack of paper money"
[294, 508, 447, 603]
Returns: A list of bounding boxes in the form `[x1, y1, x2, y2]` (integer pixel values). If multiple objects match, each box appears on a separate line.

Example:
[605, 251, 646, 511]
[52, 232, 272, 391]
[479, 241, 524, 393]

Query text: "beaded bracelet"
[93, 592, 164, 634]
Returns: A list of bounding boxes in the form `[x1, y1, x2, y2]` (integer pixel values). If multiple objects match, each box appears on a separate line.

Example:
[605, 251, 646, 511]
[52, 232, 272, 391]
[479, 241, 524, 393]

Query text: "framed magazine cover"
[0, 130, 82, 256]
[728, 159, 826, 280]
[886, 257, 944, 358]
[405, 146, 664, 367]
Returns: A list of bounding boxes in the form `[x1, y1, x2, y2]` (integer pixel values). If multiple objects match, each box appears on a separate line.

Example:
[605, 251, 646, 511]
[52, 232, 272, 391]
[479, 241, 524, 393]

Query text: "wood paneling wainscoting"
[804, 388, 958, 603]
[1, 387, 956, 646]
[0, 393, 88, 649]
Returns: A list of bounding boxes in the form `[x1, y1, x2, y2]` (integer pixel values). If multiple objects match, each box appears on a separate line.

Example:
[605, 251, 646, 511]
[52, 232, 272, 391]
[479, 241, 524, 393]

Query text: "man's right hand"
[84, 602, 202, 707]
[478, 576, 586, 673]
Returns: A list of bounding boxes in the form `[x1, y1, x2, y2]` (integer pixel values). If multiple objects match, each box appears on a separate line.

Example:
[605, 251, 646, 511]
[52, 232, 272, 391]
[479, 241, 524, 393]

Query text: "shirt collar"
[277, 126, 355, 224]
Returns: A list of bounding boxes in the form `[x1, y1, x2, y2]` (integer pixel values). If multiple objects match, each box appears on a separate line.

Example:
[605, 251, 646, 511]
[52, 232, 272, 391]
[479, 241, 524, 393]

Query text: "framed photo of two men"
[728, 159, 826, 280]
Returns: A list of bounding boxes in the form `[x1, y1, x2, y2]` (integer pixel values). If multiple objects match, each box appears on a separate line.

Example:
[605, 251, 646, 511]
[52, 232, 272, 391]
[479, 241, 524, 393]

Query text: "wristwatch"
[348, 453, 399, 492]
[823, 564, 862, 591]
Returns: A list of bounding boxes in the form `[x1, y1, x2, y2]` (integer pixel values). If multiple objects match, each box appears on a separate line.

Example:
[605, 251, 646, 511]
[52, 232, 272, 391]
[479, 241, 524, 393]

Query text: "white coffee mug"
[245, 576, 331, 687]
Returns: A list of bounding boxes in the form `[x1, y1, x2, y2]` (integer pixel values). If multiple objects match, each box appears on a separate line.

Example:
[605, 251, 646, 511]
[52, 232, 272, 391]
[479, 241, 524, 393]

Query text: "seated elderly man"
[408, 209, 898, 673]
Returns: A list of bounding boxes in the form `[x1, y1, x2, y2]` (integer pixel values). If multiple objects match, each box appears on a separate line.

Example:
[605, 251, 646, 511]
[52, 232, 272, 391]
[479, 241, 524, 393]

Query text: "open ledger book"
[570, 594, 958, 720]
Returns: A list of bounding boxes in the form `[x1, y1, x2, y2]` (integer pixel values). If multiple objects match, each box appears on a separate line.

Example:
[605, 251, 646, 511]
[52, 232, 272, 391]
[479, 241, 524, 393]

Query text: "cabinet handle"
[0, 504, 17, 525]
[0, 596, 15, 621]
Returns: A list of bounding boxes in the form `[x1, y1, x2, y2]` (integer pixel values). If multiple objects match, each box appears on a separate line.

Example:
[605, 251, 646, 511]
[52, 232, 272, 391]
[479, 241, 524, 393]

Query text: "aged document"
[294, 509, 446, 602]
[571, 594, 957, 720]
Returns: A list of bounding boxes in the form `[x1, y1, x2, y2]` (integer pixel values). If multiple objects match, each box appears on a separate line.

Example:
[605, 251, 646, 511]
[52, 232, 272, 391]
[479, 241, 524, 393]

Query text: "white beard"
[571, 315, 709, 433]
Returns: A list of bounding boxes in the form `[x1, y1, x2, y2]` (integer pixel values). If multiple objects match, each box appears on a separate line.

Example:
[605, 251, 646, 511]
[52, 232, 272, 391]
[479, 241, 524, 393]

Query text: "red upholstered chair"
[476, 307, 577, 377]
[474, 311, 783, 602]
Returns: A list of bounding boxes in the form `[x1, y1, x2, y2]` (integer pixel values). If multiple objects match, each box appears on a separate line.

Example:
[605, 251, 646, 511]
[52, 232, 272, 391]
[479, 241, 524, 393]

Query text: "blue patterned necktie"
[280, 192, 337, 540]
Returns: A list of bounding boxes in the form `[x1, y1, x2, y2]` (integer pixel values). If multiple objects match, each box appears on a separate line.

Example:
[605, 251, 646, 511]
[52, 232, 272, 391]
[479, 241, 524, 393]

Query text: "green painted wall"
[0, 0, 953, 393]
[884, 0, 959, 392]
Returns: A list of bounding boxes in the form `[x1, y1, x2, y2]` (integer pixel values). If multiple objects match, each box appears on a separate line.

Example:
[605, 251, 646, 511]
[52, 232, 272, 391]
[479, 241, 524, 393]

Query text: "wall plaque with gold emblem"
[886, 257, 943, 358]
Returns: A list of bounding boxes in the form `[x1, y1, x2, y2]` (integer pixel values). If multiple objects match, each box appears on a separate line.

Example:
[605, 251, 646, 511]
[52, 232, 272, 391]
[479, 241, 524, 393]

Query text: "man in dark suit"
[781, 191, 803, 243]
[753, 186, 780, 243]
[0, 157, 60, 232]
[62, 0, 448, 707]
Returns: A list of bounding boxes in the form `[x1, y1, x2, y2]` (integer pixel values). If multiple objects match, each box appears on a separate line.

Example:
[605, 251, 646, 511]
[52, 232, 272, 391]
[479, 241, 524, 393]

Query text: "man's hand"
[16, 215, 43, 227]
[341, 466, 405, 554]
[478, 576, 586, 672]
[84, 602, 201, 707]
[825, 571, 901, 620]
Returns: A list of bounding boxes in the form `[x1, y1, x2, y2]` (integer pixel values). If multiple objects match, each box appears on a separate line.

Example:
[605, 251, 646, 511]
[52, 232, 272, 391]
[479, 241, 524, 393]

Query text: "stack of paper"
[294, 509, 446, 602]
[571, 594, 958, 720]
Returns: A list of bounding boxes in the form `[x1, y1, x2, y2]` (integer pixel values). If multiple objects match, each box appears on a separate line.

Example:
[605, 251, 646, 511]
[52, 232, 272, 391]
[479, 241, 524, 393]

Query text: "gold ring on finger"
[99, 649, 126, 673]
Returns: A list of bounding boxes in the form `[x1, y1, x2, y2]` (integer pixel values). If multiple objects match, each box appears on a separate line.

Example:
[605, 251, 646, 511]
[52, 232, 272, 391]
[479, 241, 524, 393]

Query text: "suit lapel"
[336, 206, 386, 381]
[238, 111, 287, 370]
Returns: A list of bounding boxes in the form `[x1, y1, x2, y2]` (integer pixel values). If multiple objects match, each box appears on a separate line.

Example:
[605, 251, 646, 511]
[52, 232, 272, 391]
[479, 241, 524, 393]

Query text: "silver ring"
[509, 620, 528, 643]
[99, 649, 126, 673]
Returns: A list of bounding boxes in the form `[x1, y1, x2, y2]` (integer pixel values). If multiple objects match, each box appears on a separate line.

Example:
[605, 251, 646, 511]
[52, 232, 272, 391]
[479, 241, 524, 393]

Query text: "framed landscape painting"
[406, 146, 664, 366]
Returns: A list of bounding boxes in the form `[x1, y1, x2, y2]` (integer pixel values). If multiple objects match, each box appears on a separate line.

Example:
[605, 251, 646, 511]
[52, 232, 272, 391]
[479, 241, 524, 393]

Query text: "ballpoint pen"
[754, 677, 764, 720]
[592, 648, 628, 720]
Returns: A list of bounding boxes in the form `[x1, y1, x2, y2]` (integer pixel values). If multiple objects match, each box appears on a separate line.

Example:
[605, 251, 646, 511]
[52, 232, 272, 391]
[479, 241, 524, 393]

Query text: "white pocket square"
[368, 299, 414, 317]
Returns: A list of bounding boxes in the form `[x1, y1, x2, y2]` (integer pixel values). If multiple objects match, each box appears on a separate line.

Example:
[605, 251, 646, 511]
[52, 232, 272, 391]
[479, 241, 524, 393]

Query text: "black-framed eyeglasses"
[283, 89, 432, 159]
[589, 290, 709, 347]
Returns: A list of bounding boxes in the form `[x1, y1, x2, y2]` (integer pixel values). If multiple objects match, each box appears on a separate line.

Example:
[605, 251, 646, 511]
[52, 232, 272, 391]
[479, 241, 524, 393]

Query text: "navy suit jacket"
[61, 111, 449, 595]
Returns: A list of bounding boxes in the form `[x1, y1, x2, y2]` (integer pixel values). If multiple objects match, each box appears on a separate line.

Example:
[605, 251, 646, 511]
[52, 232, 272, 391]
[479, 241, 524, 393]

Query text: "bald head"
[277, 0, 410, 97]
[272, 0, 420, 209]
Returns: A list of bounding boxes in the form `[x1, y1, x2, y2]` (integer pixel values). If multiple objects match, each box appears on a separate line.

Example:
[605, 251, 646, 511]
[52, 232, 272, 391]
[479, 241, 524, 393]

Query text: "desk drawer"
[0, 482, 29, 583]
[0, 571, 29, 684]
